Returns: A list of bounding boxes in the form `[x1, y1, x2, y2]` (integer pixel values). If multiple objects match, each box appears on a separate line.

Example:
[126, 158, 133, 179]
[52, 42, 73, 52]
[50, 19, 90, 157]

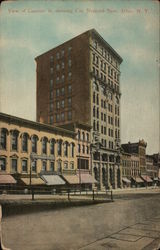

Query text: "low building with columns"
[0, 112, 96, 188]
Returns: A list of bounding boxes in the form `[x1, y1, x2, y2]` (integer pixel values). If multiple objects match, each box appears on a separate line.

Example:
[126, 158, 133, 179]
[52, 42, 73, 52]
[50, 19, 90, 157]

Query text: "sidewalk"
[79, 216, 160, 250]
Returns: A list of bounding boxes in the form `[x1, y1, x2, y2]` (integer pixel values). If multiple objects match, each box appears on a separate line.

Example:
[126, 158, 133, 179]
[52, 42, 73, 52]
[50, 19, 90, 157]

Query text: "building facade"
[35, 29, 123, 189]
[0, 112, 77, 186]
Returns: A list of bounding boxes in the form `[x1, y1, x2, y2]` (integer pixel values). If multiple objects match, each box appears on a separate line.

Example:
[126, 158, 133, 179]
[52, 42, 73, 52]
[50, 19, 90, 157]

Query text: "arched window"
[31, 135, 38, 153]
[50, 139, 55, 155]
[57, 140, 62, 156]
[22, 133, 28, 152]
[0, 128, 8, 150]
[78, 130, 80, 140]
[42, 137, 48, 154]
[64, 141, 68, 157]
[82, 132, 85, 141]
[70, 143, 74, 157]
[11, 130, 19, 151]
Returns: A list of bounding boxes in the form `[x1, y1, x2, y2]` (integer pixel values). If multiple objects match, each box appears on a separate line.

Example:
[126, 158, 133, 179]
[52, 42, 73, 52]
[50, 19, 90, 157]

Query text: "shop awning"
[41, 175, 65, 186]
[0, 174, 17, 184]
[122, 177, 131, 183]
[76, 173, 97, 184]
[63, 175, 80, 184]
[141, 175, 153, 182]
[153, 177, 159, 181]
[132, 176, 144, 183]
[21, 177, 45, 185]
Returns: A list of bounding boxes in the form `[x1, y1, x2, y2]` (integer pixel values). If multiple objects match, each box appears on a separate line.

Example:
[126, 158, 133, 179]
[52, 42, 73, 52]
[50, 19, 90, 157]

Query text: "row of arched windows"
[0, 128, 75, 157]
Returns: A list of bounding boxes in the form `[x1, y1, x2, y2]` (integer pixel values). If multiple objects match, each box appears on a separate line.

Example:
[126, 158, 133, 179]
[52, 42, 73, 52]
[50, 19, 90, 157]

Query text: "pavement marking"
[79, 217, 160, 250]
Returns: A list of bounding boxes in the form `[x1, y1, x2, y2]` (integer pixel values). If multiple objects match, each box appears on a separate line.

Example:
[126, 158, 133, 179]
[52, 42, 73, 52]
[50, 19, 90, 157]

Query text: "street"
[2, 191, 160, 250]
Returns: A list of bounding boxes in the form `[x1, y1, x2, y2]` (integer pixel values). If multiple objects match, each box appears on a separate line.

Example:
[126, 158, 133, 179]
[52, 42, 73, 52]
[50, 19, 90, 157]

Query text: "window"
[57, 140, 62, 156]
[86, 133, 89, 142]
[31, 135, 38, 153]
[61, 87, 65, 95]
[42, 161, 47, 171]
[96, 94, 99, 105]
[50, 67, 53, 74]
[68, 111, 72, 120]
[42, 137, 47, 154]
[68, 46, 72, 53]
[11, 159, 17, 173]
[22, 159, 27, 173]
[50, 79, 53, 88]
[62, 74, 64, 82]
[50, 140, 55, 155]
[68, 72, 72, 78]
[82, 145, 85, 154]
[22, 134, 28, 152]
[97, 108, 99, 118]
[70, 143, 74, 157]
[61, 100, 65, 108]
[50, 91, 53, 100]
[61, 50, 64, 57]
[104, 114, 106, 122]
[50, 161, 54, 171]
[50, 103, 53, 112]
[68, 85, 72, 94]
[61, 112, 65, 121]
[64, 162, 68, 169]
[104, 127, 106, 135]
[93, 120, 96, 131]
[96, 56, 99, 65]
[61, 62, 64, 69]
[56, 52, 60, 59]
[64, 142, 68, 157]
[78, 130, 80, 140]
[101, 99, 103, 108]
[82, 132, 85, 141]
[93, 53, 95, 62]
[0, 157, 6, 171]
[78, 144, 81, 153]
[70, 162, 74, 169]
[56, 76, 60, 84]
[94, 40, 97, 49]
[68, 98, 71, 107]
[97, 121, 99, 131]
[32, 161, 37, 172]
[57, 161, 62, 172]
[11, 131, 18, 151]
[56, 101, 60, 109]
[56, 64, 60, 70]
[86, 146, 89, 154]
[50, 115, 53, 124]
[56, 114, 60, 122]
[50, 55, 53, 62]
[101, 126, 103, 134]
[56, 89, 60, 97]
[0, 129, 7, 150]
[68, 59, 72, 67]
[93, 92, 95, 103]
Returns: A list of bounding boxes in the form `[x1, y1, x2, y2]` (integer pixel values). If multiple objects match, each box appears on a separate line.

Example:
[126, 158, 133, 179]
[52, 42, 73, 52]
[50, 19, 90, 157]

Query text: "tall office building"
[35, 29, 123, 189]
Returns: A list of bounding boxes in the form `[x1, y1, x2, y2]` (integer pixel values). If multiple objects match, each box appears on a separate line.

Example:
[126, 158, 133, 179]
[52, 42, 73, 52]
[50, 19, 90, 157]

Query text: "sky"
[0, 0, 159, 154]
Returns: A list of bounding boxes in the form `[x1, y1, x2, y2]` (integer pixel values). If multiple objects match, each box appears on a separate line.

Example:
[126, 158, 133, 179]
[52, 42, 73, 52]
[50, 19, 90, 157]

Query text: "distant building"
[35, 29, 123, 189]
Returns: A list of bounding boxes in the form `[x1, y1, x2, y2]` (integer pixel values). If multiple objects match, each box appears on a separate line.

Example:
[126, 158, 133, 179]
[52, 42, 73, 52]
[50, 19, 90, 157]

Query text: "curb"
[1, 199, 113, 217]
